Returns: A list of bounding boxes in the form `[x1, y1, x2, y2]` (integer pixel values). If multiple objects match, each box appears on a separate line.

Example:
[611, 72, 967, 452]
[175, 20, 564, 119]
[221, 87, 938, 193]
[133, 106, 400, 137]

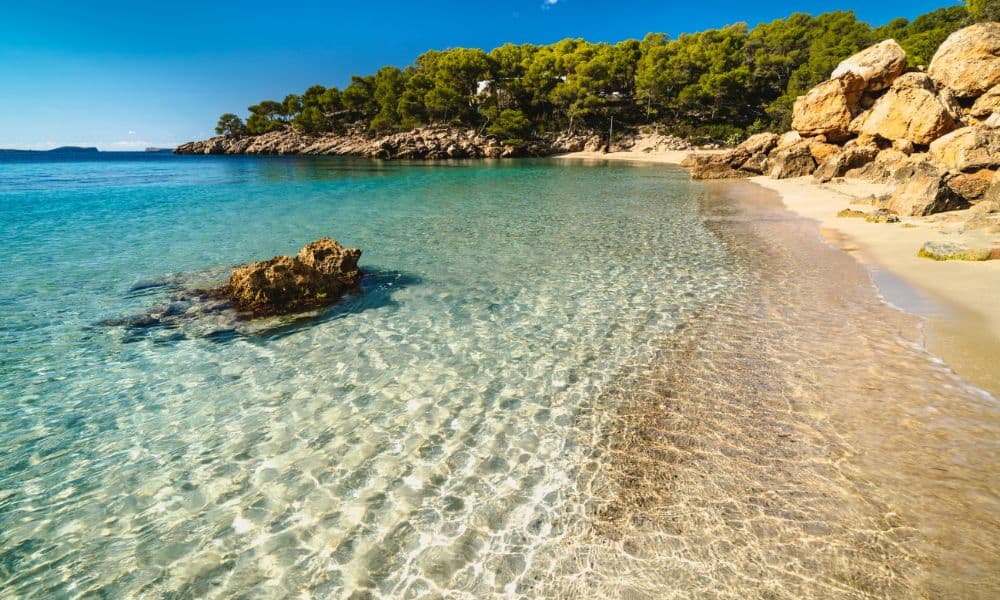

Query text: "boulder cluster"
[687, 23, 1000, 220]
[223, 238, 362, 317]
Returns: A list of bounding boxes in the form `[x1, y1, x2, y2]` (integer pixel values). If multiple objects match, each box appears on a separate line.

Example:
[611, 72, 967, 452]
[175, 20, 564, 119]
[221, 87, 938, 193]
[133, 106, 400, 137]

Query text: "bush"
[487, 109, 533, 140]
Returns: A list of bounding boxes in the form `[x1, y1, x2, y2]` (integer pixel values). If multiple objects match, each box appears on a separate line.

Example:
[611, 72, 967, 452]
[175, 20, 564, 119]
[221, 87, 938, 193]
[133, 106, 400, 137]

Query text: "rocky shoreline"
[683, 23, 1000, 240]
[174, 125, 692, 159]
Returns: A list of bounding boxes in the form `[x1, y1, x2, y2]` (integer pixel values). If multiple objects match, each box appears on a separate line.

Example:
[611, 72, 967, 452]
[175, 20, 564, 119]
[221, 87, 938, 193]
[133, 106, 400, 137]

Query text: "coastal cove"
[2, 152, 997, 596]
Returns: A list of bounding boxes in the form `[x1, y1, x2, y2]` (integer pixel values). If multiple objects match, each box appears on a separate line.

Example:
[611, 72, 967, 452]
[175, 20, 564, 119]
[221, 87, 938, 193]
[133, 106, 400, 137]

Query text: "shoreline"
[556, 149, 1000, 398]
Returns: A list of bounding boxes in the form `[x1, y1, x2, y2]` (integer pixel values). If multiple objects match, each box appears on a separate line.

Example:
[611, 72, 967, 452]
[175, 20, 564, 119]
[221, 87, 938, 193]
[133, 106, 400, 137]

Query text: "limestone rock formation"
[886, 174, 968, 216]
[813, 146, 879, 182]
[970, 84, 1000, 120]
[809, 141, 840, 164]
[841, 149, 911, 183]
[686, 133, 779, 179]
[688, 153, 751, 180]
[856, 73, 957, 145]
[769, 141, 817, 179]
[830, 39, 907, 92]
[947, 170, 996, 203]
[224, 238, 363, 317]
[791, 74, 865, 141]
[929, 126, 1000, 172]
[928, 23, 1000, 98]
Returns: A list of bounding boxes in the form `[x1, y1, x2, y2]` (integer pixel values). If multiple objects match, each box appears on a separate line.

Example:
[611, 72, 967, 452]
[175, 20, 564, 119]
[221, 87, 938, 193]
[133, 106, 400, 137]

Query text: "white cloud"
[110, 139, 154, 149]
[127, 130, 137, 135]
[542, 0, 558, 8]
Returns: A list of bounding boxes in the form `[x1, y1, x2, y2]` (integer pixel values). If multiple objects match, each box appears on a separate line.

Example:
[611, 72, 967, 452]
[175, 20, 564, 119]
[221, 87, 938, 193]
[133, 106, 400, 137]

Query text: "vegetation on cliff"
[214, 2, 992, 145]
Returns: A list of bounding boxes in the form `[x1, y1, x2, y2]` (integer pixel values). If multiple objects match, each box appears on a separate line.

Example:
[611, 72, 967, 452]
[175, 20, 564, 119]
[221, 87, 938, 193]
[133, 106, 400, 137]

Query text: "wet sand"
[556, 151, 1000, 398]
[541, 180, 1000, 598]
[753, 176, 1000, 398]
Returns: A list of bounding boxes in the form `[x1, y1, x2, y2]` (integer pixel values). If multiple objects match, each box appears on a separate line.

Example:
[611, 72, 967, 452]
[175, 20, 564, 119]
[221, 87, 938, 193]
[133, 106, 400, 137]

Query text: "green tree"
[215, 113, 247, 138]
[967, 0, 1000, 22]
[370, 66, 407, 132]
[487, 108, 532, 140]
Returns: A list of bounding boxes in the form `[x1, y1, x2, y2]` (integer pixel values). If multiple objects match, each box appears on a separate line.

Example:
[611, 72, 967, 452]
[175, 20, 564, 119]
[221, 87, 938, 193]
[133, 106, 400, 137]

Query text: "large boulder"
[768, 141, 816, 179]
[946, 169, 996, 203]
[809, 141, 840, 164]
[970, 84, 1000, 120]
[843, 149, 917, 183]
[295, 237, 361, 285]
[791, 73, 865, 141]
[687, 153, 750, 180]
[857, 73, 958, 144]
[225, 238, 363, 317]
[719, 132, 780, 174]
[928, 23, 1000, 98]
[813, 146, 879, 182]
[744, 132, 780, 173]
[886, 174, 969, 216]
[929, 126, 1000, 172]
[831, 39, 907, 92]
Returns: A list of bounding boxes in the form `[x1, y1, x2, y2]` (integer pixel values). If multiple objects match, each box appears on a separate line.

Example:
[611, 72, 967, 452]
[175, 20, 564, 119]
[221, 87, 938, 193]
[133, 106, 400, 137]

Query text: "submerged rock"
[225, 238, 363, 317]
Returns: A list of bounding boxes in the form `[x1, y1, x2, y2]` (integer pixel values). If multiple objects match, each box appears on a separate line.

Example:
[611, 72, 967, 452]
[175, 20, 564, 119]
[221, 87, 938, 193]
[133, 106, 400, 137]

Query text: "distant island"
[0, 146, 100, 154]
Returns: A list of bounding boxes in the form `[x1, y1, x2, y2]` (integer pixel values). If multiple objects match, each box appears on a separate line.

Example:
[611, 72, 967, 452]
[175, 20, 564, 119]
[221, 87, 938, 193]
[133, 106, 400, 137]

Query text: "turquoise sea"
[0, 153, 736, 596]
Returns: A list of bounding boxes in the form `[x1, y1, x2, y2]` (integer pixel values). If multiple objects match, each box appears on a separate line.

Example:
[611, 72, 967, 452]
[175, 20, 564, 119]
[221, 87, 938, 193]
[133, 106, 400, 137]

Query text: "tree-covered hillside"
[214, 2, 993, 144]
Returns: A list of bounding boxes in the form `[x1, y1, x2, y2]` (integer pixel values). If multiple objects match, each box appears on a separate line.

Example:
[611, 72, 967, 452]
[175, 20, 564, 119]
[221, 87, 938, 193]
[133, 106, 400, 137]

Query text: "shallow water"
[1, 154, 734, 597]
[1, 154, 996, 598]
[540, 181, 1000, 598]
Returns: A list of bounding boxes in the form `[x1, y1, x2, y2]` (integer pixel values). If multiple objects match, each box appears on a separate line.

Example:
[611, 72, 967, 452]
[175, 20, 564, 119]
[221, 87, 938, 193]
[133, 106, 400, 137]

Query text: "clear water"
[0, 154, 735, 597]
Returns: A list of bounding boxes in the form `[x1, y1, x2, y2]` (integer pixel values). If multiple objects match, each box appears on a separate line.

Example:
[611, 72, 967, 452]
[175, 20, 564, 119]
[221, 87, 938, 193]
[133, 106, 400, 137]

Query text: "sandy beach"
[557, 149, 1000, 397]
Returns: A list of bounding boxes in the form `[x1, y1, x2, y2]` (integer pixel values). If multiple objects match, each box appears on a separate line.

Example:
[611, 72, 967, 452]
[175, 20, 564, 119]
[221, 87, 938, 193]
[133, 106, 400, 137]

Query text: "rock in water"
[831, 39, 907, 92]
[928, 23, 1000, 98]
[225, 238, 363, 317]
[295, 237, 362, 285]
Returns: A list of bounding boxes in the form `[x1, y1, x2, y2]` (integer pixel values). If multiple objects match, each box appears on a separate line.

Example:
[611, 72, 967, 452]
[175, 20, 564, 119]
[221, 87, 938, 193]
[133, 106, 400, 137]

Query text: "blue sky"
[0, 0, 962, 150]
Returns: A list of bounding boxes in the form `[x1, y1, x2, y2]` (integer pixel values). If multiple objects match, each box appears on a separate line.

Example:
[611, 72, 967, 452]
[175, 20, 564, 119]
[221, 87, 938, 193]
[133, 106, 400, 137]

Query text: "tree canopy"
[215, 2, 989, 143]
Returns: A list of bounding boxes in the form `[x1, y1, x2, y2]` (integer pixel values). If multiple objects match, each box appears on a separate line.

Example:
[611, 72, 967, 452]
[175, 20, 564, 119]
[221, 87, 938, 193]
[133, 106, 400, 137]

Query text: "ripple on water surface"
[0, 157, 733, 597]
